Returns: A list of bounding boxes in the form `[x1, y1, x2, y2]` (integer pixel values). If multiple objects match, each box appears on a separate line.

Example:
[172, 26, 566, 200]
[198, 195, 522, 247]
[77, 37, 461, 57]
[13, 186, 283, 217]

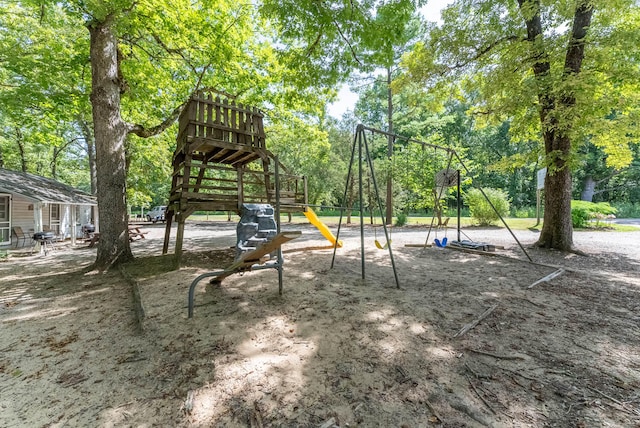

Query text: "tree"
[266, 116, 334, 205]
[4, 0, 339, 270]
[402, 0, 640, 251]
[83, 0, 290, 269]
[0, 3, 89, 180]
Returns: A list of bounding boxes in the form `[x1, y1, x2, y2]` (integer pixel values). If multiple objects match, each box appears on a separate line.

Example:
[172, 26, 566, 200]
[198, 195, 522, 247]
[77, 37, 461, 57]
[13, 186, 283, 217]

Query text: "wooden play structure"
[162, 92, 308, 261]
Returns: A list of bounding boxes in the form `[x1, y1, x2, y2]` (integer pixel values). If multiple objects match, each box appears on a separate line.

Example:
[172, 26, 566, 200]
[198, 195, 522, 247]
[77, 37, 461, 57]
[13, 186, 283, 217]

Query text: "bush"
[395, 212, 408, 227]
[464, 188, 510, 226]
[571, 207, 591, 228]
[571, 200, 617, 228]
[612, 202, 640, 218]
[512, 206, 537, 218]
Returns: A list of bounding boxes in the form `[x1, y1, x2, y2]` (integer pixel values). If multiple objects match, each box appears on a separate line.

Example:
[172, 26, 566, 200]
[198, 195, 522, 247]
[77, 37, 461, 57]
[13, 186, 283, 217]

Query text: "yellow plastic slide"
[304, 208, 343, 247]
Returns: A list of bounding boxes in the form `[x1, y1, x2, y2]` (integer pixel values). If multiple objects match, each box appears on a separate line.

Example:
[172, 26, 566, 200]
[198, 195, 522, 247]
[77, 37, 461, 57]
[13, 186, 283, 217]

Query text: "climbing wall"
[236, 204, 278, 260]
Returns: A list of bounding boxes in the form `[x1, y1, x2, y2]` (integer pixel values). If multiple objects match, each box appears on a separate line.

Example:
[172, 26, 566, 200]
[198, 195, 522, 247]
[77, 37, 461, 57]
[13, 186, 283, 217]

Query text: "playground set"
[161, 93, 342, 316]
[165, 93, 530, 316]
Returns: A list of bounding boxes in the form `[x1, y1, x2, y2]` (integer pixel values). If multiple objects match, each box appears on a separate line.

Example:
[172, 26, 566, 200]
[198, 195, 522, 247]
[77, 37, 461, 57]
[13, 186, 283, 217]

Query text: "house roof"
[0, 168, 96, 205]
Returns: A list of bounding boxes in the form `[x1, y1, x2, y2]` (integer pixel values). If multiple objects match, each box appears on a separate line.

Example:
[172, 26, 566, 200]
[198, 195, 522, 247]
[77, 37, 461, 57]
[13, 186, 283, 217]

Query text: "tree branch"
[451, 35, 521, 70]
[331, 18, 363, 67]
[127, 100, 187, 138]
[595, 169, 622, 185]
[593, 182, 639, 196]
[563, 1, 593, 76]
[306, 26, 325, 57]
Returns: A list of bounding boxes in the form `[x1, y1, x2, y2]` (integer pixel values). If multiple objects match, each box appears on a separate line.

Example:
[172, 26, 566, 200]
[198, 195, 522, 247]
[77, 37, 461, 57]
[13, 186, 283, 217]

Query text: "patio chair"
[12, 226, 29, 248]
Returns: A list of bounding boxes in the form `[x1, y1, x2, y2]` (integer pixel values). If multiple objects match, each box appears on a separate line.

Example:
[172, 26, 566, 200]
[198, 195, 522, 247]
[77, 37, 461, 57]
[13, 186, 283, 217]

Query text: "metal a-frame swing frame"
[329, 125, 531, 281]
[330, 124, 400, 288]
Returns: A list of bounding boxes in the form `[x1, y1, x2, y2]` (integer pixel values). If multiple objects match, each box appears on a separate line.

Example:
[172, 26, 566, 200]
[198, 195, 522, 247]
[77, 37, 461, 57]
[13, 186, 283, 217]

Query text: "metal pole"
[386, 67, 394, 226]
[358, 129, 365, 279]
[275, 156, 283, 295]
[363, 131, 400, 288]
[457, 169, 461, 242]
[331, 126, 359, 269]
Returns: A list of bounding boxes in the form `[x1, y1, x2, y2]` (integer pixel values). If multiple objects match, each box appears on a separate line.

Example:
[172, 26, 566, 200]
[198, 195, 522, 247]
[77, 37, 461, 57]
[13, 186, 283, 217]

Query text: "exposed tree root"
[532, 240, 588, 256]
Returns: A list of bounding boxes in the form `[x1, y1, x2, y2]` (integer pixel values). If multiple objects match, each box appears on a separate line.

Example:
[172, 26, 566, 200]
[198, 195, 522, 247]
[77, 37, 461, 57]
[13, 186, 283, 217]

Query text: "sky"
[327, 0, 453, 119]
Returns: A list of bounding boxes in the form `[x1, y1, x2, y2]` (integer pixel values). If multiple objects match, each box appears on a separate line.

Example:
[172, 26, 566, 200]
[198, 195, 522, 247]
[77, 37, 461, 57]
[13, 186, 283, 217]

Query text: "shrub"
[464, 188, 510, 226]
[571, 207, 591, 228]
[395, 212, 408, 227]
[512, 206, 537, 218]
[571, 200, 617, 228]
[613, 202, 640, 218]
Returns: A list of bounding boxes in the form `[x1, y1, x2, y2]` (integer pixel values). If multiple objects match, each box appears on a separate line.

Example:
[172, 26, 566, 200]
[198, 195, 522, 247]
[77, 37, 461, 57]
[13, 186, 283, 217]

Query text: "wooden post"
[304, 177, 308, 208]
[206, 93, 213, 139]
[162, 209, 173, 254]
[535, 189, 541, 227]
[175, 217, 185, 266]
[237, 166, 244, 211]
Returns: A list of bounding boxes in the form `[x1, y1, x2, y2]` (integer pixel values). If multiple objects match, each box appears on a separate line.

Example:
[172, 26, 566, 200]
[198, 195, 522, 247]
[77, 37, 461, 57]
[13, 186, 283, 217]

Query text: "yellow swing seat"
[374, 223, 392, 250]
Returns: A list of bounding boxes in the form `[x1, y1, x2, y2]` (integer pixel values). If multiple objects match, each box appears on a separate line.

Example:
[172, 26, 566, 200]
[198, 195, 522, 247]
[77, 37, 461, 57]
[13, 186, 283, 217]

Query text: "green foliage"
[571, 200, 617, 215]
[512, 206, 537, 218]
[571, 200, 617, 228]
[266, 116, 334, 206]
[571, 208, 591, 229]
[464, 188, 510, 226]
[612, 202, 640, 218]
[395, 212, 408, 227]
[402, 0, 640, 167]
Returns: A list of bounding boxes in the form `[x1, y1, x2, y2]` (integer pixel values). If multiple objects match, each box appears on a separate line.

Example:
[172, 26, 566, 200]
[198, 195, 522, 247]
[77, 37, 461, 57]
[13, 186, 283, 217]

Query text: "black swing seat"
[449, 240, 495, 252]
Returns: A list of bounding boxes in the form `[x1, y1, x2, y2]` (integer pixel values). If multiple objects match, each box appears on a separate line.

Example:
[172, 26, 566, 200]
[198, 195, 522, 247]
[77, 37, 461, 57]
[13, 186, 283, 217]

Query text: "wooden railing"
[169, 161, 307, 212]
[177, 92, 266, 153]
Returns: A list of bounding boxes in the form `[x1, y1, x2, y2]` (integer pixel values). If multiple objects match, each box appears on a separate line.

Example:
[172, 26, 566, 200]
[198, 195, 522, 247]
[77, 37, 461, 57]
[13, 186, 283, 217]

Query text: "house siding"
[10, 194, 35, 232]
[1, 169, 97, 246]
[11, 199, 93, 239]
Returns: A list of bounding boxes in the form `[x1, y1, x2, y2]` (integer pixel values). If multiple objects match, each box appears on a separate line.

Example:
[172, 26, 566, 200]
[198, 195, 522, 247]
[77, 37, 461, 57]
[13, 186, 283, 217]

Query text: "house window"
[49, 204, 61, 235]
[0, 195, 9, 245]
[51, 204, 60, 221]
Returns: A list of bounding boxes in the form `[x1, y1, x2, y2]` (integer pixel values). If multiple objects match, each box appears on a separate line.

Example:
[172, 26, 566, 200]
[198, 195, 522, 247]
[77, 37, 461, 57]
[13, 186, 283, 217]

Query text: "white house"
[0, 168, 97, 247]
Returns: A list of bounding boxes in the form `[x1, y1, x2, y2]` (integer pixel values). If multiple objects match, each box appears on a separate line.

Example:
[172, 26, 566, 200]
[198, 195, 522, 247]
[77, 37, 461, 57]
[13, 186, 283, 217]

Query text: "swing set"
[329, 124, 531, 288]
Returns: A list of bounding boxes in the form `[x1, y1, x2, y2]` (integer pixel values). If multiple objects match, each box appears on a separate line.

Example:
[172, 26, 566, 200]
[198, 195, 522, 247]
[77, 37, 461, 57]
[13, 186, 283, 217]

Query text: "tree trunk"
[16, 127, 27, 172]
[88, 18, 133, 269]
[386, 67, 393, 225]
[581, 176, 596, 201]
[537, 135, 574, 249]
[519, 0, 592, 251]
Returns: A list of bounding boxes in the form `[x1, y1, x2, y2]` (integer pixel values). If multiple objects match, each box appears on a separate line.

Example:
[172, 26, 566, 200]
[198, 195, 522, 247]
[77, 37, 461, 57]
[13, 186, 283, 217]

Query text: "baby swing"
[424, 157, 459, 249]
[433, 217, 450, 248]
[374, 218, 392, 249]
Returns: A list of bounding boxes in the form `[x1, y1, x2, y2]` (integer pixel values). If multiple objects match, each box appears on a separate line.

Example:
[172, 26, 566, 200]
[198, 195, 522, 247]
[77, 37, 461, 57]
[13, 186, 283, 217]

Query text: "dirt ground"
[1, 221, 639, 427]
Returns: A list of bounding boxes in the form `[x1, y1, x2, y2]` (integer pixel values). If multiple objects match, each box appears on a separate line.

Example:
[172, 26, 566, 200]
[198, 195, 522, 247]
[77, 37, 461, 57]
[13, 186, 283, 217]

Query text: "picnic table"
[128, 226, 147, 241]
[86, 227, 147, 248]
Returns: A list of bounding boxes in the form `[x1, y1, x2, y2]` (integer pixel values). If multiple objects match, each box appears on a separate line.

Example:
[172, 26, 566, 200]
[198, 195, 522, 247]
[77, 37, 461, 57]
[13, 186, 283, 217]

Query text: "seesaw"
[187, 231, 301, 318]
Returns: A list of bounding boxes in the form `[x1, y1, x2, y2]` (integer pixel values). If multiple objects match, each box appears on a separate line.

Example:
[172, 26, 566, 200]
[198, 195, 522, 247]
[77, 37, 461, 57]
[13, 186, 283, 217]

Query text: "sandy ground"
[1, 220, 639, 427]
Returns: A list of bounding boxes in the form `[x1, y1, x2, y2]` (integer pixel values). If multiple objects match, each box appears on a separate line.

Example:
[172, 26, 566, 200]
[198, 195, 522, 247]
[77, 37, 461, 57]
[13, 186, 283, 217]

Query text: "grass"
[187, 213, 638, 232]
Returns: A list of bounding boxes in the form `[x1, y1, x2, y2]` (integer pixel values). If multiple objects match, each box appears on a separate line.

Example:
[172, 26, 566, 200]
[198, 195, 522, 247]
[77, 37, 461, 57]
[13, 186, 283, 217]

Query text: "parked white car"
[146, 206, 167, 223]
